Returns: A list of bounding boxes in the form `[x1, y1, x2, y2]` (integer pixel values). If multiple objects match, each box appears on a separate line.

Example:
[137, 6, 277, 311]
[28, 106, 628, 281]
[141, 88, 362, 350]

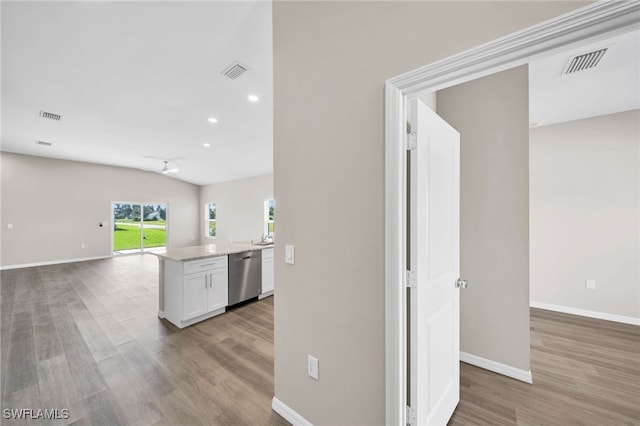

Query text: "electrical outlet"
[585, 279, 596, 290]
[307, 355, 319, 380]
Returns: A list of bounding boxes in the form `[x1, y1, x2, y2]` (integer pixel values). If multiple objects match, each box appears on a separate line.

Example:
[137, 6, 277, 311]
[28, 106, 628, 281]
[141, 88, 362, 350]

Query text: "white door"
[183, 272, 209, 320]
[208, 268, 229, 312]
[408, 98, 460, 425]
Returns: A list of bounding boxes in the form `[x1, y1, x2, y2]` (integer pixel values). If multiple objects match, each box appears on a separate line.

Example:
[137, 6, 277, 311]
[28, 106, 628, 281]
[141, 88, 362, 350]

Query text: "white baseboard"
[530, 301, 640, 326]
[0, 255, 113, 271]
[460, 351, 533, 384]
[272, 397, 313, 426]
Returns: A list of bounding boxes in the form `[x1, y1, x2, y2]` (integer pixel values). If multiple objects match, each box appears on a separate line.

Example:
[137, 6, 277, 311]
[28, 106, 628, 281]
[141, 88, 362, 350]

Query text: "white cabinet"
[183, 271, 209, 320]
[162, 255, 228, 328]
[207, 267, 228, 313]
[260, 248, 274, 298]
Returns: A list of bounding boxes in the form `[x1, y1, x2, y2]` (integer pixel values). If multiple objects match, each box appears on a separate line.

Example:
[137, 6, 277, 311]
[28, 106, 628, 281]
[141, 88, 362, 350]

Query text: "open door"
[407, 98, 461, 425]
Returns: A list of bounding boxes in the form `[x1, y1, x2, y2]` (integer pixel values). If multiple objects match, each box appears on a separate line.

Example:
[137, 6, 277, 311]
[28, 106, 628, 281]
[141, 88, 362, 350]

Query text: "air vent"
[563, 48, 608, 75]
[36, 140, 52, 146]
[39, 110, 62, 121]
[222, 62, 248, 80]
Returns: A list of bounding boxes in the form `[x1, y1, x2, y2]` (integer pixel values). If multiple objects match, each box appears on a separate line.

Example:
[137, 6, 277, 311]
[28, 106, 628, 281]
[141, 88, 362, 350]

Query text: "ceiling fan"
[161, 160, 179, 174]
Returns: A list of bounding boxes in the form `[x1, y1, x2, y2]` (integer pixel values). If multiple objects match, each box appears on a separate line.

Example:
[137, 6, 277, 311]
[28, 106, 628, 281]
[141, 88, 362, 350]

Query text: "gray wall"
[199, 174, 273, 245]
[1, 152, 200, 267]
[438, 66, 531, 372]
[530, 110, 640, 319]
[272, 1, 588, 423]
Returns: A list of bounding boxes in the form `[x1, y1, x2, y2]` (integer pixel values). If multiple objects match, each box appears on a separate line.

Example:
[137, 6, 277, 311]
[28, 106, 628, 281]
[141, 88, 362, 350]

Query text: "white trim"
[385, 73, 406, 426]
[0, 255, 113, 270]
[384, 3, 640, 425]
[258, 290, 274, 300]
[460, 352, 533, 384]
[271, 397, 313, 426]
[530, 301, 640, 326]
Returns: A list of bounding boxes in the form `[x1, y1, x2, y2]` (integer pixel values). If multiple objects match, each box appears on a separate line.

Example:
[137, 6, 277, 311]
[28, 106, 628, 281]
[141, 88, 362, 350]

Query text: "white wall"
[530, 110, 640, 320]
[199, 174, 273, 244]
[272, 1, 589, 424]
[0, 152, 200, 267]
[438, 65, 531, 372]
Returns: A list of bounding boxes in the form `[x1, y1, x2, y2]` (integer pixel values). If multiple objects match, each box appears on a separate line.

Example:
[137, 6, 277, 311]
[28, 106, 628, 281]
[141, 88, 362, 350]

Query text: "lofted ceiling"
[3, 3, 636, 184]
[1, 1, 273, 185]
[529, 29, 640, 127]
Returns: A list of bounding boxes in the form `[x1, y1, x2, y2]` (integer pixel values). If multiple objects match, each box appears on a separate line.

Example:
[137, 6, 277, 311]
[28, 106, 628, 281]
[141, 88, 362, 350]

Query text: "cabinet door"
[183, 271, 209, 320]
[262, 254, 275, 293]
[208, 268, 228, 312]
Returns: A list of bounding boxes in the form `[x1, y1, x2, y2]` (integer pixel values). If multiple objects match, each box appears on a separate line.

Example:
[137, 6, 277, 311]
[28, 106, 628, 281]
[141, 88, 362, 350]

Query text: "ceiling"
[3, 3, 637, 185]
[529, 30, 640, 127]
[1, 1, 273, 185]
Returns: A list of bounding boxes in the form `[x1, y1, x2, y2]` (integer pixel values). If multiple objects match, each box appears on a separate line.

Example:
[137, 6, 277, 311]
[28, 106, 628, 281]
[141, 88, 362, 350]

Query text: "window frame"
[264, 198, 274, 238]
[206, 203, 217, 238]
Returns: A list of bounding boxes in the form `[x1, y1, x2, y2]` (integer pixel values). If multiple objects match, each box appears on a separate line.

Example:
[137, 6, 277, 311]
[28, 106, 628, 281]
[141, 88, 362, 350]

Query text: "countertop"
[152, 242, 273, 262]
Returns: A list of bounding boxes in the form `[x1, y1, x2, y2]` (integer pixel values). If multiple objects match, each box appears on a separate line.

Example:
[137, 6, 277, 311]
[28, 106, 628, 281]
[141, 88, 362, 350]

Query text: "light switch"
[585, 279, 596, 290]
[307, 355, 319, 380]
[285, 245, 295, 265]
[6, 224, 13, 229]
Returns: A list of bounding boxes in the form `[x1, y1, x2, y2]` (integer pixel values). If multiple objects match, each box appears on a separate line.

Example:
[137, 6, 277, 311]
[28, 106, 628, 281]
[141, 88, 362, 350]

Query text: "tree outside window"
[207, 203, 216, 237]
[266, 199, 274, 237]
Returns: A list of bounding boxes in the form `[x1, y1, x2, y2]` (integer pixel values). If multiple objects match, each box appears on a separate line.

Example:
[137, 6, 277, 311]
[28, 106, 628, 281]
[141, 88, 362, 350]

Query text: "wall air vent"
[39, 110, 62, 121]
[563, 48, 608, 75]
[36, 140, 52, 146]
[222, 62, 248, 80]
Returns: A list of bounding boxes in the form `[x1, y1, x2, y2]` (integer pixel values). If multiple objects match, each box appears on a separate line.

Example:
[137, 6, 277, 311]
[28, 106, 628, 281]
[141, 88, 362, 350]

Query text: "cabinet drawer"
[184, 256, 228, 275]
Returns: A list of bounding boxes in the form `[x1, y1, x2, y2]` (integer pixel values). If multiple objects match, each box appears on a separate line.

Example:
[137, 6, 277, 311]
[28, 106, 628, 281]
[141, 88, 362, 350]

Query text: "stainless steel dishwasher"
[228, 251, 262, 306]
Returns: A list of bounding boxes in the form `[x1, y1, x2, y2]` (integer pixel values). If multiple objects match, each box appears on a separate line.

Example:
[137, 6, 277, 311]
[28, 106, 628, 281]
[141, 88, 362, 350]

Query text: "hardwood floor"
[450, 308, 640, 425]
[2, 255, 639, 425]
[1, 255, 287, 426]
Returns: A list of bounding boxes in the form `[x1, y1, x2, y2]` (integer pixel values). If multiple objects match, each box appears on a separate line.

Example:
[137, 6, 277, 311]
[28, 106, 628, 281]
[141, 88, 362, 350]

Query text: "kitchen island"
[153, 243, 274, 328]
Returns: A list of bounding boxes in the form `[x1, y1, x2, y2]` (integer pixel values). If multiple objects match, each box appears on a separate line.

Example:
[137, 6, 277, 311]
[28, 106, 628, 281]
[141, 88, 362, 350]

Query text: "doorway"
[112, 202, 168, 254]
[384, 3, 639, 425]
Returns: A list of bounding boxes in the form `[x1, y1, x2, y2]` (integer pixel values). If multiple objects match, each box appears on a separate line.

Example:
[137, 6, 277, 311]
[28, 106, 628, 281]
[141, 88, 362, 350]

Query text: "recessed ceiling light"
[248, 94, 259, 102]
[208, 117, 218, 123]
[203, 143, 211, 148]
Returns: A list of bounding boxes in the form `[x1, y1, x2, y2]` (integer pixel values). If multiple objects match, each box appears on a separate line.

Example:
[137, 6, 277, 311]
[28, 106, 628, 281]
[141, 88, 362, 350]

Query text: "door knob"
[455, 278, 468, 289]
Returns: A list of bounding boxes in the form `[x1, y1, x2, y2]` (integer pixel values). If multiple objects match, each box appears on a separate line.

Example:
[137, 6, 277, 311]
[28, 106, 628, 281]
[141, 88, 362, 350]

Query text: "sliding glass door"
[112, 202, 167, 254]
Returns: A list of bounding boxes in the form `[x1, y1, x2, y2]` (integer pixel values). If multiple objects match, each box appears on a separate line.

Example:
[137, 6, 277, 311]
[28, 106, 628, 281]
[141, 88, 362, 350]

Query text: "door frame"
[384, 3, 640, 424]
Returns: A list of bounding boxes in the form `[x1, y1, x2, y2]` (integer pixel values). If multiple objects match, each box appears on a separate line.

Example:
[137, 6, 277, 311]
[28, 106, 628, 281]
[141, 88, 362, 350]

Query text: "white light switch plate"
[585, 279, 596, 290]
[307, 355, 319, 380]
[285, 245, 295, 264]
[6, 224, 13, 229]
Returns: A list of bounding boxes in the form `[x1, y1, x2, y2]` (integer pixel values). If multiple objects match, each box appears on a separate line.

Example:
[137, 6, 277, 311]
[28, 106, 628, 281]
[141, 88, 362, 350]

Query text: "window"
[207, 203, 216, 237]
[265, 199, 274, 237]
[112, 202, 167, 254]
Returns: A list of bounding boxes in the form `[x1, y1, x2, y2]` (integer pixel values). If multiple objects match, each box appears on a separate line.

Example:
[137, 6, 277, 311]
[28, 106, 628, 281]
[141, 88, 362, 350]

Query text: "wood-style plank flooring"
[1, 255, 287, 425]
[2, 255, 639, 425]
[450, 308, 640, 425]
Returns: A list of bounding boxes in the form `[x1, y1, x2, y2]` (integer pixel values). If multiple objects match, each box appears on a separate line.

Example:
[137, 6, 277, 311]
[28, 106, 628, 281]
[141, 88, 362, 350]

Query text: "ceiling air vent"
[36, 140, 52, 146]
[563, 48, 608, 75]
[221, 62, 248, 80]
[39, 110, 62, 121]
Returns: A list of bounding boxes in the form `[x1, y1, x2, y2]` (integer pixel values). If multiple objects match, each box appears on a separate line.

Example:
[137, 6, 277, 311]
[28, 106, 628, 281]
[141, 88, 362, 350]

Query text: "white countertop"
[152, 243, 273, 262]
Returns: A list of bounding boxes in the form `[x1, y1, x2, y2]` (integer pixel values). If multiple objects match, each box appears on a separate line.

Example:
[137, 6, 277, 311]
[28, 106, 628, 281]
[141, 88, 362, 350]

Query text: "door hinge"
[406, 405, 416, 426]
[455, 278, 468, 289]
[406, 270, 416, 288]
[405, 132, 417, 150]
